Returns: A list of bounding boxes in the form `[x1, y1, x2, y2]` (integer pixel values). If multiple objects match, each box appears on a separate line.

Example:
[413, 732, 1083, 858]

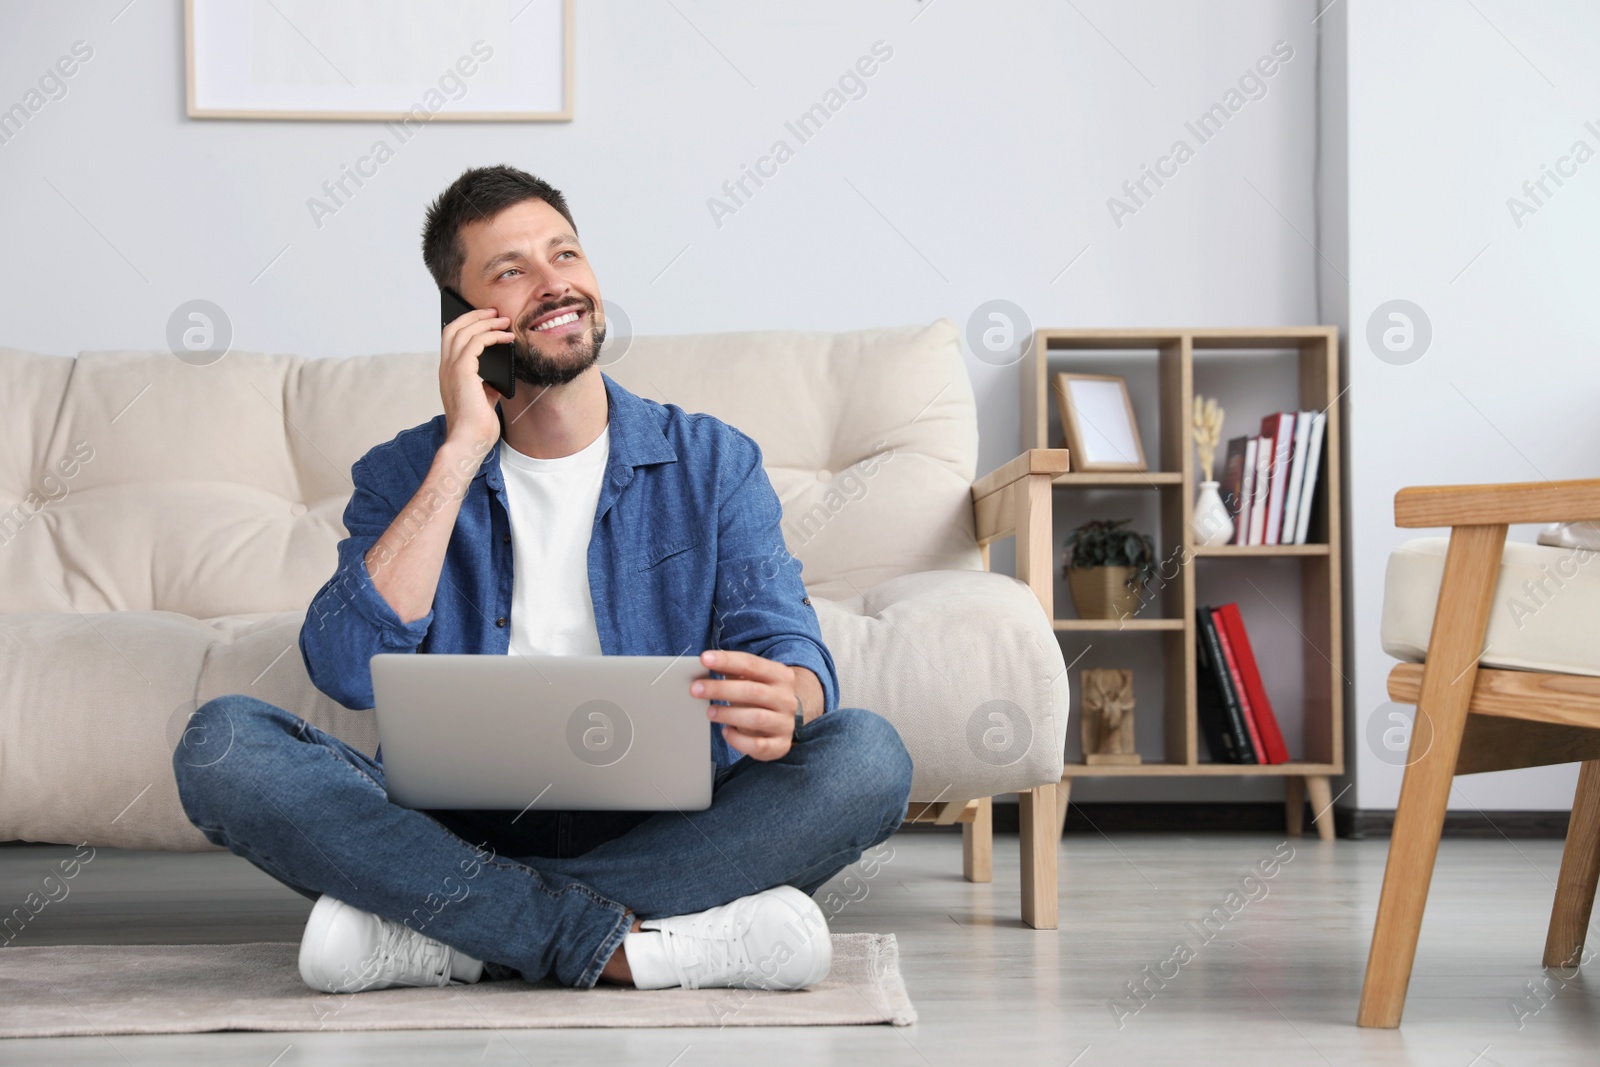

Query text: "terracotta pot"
[1066, 565, 1144, 620]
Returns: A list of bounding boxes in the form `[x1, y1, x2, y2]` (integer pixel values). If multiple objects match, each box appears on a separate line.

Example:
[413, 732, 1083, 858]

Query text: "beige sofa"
[0, 319, 1069, 926]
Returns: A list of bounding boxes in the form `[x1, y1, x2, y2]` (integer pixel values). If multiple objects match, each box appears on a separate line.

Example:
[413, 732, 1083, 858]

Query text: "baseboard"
[1339, 807, 1571, 840]
[926, 801, 1575, 839]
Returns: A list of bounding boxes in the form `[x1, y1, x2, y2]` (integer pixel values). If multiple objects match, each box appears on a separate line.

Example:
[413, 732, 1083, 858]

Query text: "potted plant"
[1061, 519, 1157, 620]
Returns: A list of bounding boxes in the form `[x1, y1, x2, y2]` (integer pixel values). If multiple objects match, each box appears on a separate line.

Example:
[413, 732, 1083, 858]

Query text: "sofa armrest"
[1395, 478, 1600, 529]
[971, 448, 1070, 619]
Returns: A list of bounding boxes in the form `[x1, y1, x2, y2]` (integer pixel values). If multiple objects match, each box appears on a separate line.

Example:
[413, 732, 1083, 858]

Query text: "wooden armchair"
[1358, 477, 1600, 1027]
[900, 448, 1070, 930]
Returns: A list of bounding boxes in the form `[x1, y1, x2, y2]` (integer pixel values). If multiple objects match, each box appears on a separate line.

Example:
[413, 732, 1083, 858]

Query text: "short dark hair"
[421, 165, 578, 291]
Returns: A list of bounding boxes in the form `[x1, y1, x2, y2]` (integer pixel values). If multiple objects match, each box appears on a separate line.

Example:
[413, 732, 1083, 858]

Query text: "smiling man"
[172, 164, 913, 995]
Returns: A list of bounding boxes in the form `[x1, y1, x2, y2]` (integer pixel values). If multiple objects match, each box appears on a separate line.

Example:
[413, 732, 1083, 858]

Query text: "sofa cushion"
[1, 350, 443, 616]
[2, 321, 981, 616]
[605, 319, 984, 600]
[1, 568, 1064, 850]
[0, 610, 375, 851]
[1381, 536, 1600, 677]
[819, 569, 1065, 800]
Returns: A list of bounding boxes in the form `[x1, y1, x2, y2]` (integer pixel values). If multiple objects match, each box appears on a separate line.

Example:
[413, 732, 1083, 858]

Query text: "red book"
[1214, 603, 1290, 764]
[1211, 608, 1264, 761]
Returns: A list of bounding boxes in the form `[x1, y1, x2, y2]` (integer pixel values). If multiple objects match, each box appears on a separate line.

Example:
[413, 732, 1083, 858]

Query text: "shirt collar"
[599, 371, 679, 470]
[481, 370, 677, 484]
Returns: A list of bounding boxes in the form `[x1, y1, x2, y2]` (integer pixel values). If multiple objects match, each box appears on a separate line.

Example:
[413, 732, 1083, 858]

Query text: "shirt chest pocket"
[638, 533, 703, 572]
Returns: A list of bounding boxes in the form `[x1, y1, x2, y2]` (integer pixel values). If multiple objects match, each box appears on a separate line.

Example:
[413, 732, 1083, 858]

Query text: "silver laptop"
[371, 653, 714, 812]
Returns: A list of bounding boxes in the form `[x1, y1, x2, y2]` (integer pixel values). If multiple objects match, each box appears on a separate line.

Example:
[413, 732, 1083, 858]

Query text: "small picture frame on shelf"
[1052, 373, 1147, 472]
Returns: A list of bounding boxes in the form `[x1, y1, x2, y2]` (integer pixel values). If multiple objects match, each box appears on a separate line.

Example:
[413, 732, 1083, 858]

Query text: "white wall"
[1, 0, 1329, 802]
[1344, 0, 1600, 809]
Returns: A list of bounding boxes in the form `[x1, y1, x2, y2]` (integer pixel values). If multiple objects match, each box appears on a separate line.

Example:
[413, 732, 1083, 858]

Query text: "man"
[173, 164, 913, 994]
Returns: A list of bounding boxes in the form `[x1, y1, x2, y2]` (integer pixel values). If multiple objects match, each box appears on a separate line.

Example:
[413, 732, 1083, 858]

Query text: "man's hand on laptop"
[694, 650, 822, 762]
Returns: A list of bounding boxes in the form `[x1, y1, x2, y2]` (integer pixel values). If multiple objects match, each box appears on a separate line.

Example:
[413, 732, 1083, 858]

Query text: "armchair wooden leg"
[1019, 784, 1058, 929]
[1357, 715, 1463, 1028]
[1285, 775, 1305, 836]
[963, 796, 993, 883]
[1357, 522, 1506, 1029]
[1545, 759, 1600, 968]
[1307, 775, 1336, 842]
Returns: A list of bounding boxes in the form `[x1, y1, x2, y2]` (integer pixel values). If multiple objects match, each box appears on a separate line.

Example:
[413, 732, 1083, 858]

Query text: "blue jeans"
[173, 695, 912, 989]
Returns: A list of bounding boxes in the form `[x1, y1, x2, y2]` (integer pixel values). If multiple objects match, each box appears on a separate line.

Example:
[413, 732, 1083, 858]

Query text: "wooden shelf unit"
[1021, 326, 1344, 839]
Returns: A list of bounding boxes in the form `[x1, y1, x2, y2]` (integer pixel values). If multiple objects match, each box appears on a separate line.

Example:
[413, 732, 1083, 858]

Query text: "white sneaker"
[297, 895, 485, 994]
[638, 885, 832, 990]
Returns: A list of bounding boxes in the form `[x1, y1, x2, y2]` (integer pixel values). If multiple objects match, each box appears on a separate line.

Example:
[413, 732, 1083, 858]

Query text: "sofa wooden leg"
[1307, 775, 1336, 842]
[1285, 775, 1305, 836]
[1019, 784, 1058, 929]
[1055, 776, 1072, 839]
[963, 796, 993, 883]
[1545, 759, 1600, 968]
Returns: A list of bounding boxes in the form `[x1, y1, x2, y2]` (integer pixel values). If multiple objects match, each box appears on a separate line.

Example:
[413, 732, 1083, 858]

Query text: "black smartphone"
[440, 286, 516, 399]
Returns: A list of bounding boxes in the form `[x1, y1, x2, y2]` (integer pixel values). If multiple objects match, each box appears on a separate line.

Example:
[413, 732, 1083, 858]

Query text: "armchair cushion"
[1381, 536, 1600, 677]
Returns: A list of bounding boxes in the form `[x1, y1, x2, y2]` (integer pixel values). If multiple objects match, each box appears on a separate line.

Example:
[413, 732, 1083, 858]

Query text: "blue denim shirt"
[298, 371, 840, 769]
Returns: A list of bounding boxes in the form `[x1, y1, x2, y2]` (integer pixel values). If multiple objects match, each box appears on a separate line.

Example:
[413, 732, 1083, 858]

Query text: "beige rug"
[0, 933, 914, 1037]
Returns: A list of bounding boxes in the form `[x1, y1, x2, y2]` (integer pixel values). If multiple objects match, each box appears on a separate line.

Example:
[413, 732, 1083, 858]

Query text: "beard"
[510, 298, 607, 389]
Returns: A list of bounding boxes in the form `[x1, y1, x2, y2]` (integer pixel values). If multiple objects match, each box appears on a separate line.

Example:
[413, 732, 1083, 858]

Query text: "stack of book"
[1217, 411, 1327, 546]
[1195, 603, 1290, 765]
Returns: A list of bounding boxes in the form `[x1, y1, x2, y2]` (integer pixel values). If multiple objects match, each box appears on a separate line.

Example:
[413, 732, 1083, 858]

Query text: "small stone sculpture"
[1081, 668, 1139, 765]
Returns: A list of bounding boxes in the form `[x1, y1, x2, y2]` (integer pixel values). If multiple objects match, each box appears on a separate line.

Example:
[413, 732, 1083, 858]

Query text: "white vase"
[1192, 481, 1234, 547]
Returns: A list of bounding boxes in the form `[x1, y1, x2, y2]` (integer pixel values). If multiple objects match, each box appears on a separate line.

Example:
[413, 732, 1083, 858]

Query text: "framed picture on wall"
[185, 0, 574, 121]
[1052, 373, 1148, 472]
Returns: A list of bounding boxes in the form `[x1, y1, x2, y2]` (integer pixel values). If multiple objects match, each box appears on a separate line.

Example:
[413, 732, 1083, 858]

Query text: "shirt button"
[495, 617, 507, 628]
[802, 597, 812, 605]
[503, 533, 511, 544]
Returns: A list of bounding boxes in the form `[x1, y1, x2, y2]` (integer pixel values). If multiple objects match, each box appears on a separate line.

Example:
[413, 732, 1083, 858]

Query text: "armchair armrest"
[972, 448, 1073, 503]
[971, 448, 1071, 618]
[1395, 478, 1600, 529]
[972, 449, 1071, 543]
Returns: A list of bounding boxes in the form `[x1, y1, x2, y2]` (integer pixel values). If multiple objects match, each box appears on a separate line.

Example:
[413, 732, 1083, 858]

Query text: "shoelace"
[349, 916, 452, 990]
[659, 901, 761, 990]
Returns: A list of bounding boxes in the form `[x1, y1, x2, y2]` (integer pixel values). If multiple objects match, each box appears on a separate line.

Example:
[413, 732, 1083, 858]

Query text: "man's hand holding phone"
[439, 305, 514, 457]
[363, 303, 514, 626]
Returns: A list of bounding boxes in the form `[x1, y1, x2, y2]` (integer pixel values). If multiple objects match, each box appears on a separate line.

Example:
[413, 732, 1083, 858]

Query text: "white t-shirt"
[498, 426, 610, 658]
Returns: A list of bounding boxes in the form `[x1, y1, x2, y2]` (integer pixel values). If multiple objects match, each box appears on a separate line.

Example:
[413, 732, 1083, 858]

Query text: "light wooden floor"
[2, 830, 1597, 1064]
